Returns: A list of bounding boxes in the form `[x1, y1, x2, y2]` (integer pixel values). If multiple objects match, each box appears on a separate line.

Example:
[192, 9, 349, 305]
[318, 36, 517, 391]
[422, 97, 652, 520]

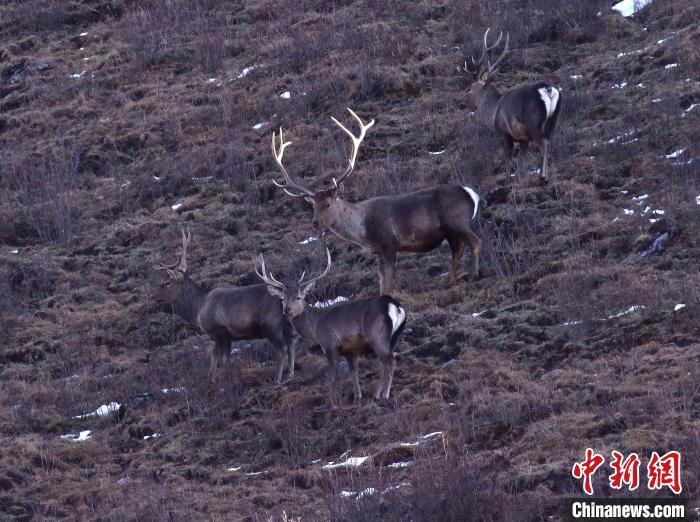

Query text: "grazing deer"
[152, 228, 296, 383]
[271, 108, 482, 295]
[464, 29, 561, 178]
[256, 247, 406, 406]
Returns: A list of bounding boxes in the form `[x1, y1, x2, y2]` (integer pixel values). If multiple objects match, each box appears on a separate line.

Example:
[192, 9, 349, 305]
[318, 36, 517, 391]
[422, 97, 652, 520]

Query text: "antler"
[465, 28, 509, 79]
[255, 253, 286, 290]
[271, 128, 316, 198]
[329, 108, 375, 187]
[153, 227, 191, 276]
[299, 246, 332, 290]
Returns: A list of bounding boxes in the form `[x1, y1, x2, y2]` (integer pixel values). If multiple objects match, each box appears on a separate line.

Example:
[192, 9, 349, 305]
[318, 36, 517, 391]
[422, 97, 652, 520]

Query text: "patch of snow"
[153, 176, 161, 181]
[696, 195, 700, 205]
[192, 176, 213, 181]
[207, 78, 217, 83]
[235, 65, 263, 80]
[570, 75, 583, 80]
[312, 296, 349, 308]
[471, 310, 487, 318]
[280, 91, 291, 99]
[674, 304, 686, 312]
[611, 0, 652, 17]
[665, 148, 685, 159]
[563, 320, 583, 326]
[612, 217, 620, 223]
[61, 430, 92, 442]
[116, 475, 132, 486]
[420, 431, 444, 440]
[439, 271, 449, 277]
[664, 63, 679, 70]
[70, 70, 86, 79]
[388, 461, 414, 469]
[642, 206, 651, 214]
[253, 121, 269, 130]
[623, 208, 635, 215]
[620, 190, 628, 194]
[246, 471, 268, 476]
[653, 209, 665, 215]
[616, 50, 641, 58]
[171, 203, 183, 211]
[73, 401, 121, 419]
[227, 466, 243, 472]
[606, 305, 645, 320]
[121, 181, 130, 187]
[612, 82, 627, 90]
[682, 104, 698, 117]
[162, 387, 184, 394]
[652, 98, 662, 103]
[606, 131, 637, 145]
[429, 150, 446, 155]
[79, 32, 89, 36]
[649, 218, 659, 223]
[299, 236, 318, 245]
[633, 194, 649, 205]
[10, 249, 19, 254]
[657, 35, 676, 45]
[323, 456, 370, 469]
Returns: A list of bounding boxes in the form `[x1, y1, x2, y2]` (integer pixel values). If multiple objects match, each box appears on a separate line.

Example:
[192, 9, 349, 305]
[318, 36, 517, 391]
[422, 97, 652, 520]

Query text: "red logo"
[573, 450, 682, 495]
[647, 451, 682, 494]
[572, 448, 605, 495]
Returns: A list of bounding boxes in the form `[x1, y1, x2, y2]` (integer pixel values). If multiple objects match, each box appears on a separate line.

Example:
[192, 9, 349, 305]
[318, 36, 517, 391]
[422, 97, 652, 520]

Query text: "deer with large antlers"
[152, 228, 296, 383]
[271, 108, 482, 295]
[256, 247, 406, 406]
[464, 29, 561, 178]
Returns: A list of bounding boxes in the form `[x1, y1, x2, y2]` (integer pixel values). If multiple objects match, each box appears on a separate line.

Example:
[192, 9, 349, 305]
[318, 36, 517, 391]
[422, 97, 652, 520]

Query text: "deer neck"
[173, 278, 208, 327]
[328, 198, 368, 248]
[475, 84, 502, 130]
[292, 307, 323, 344]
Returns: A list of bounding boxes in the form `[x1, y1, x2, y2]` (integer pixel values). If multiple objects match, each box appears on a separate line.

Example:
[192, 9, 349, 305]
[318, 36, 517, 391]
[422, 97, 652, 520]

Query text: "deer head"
[152, 227, 193, 303]
[270, 108, 374, 231]
[255, 247, 332, 318]
[463, 28, 509, 110]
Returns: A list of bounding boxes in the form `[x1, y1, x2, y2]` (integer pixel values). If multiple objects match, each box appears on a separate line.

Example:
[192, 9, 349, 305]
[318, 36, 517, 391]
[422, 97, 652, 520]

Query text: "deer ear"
[266, 286, 284, 299]
[300, 282, 315, 298]
[304, 197, 314, 205]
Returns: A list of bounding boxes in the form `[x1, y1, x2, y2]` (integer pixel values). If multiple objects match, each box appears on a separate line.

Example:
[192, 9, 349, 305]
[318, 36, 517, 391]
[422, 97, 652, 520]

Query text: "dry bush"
[119, 0, 227, 72]
[2, 144, 79, 244]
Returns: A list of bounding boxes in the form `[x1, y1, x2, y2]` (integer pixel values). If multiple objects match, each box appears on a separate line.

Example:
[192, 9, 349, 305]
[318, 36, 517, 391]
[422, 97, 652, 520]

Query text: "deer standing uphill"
[464, 29, 561, 178]
[152, 229, 296, 383]
[271, 109, 482, 295]
[256, 247, 406, 406]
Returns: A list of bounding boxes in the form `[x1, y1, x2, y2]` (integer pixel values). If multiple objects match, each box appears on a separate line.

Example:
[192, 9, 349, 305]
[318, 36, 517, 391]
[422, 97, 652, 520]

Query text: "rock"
[641, 232, 668, 257]
[36, 62, 51, 72]
[542, 368, 563, 380]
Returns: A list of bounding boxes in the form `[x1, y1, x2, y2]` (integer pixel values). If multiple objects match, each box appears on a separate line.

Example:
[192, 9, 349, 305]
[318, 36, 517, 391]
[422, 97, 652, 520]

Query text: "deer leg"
[326, 349, 340, 408]
[518, 140, 529, 175]
[541, 139, 549, 179]
[286, 338, 297, 379]
[347, 354, 362, 404]
[446, 236, 465, 285]
[502, 135, 516, 173]
[382, 356, 397, 400]
[462, 229, 482, 278]
[378, 250, 397, 295]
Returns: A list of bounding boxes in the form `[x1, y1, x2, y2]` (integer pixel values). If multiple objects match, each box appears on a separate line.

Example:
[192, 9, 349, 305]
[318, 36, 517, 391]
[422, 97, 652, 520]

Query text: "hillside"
[1, 0, 699, 520]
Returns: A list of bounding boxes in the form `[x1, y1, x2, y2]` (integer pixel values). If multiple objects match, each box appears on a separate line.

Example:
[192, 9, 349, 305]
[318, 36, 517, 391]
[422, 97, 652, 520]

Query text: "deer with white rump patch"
[256, 247, 406, 406]
[271, 108, 482, 295]
[152, 228, 296, 383]
[464, 29, 562, 178]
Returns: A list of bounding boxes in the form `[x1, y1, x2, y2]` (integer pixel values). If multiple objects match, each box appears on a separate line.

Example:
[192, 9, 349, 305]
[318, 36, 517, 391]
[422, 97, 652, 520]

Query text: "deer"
[152, 228, 296, 384]
[463, 29, 562, 179]
[255, 246, 406, 406]
[270, 108, 482, 296]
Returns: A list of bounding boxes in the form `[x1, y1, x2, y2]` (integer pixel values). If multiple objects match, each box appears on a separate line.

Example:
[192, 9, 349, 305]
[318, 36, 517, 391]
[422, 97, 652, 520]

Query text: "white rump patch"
[387, 303, 406, 335]
[461, 186, 480, 219]
[538, 87, 560, 118]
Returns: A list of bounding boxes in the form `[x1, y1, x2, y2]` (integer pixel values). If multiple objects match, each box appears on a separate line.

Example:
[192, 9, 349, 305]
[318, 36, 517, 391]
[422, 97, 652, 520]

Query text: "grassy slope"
[1, 0, 699, 520]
